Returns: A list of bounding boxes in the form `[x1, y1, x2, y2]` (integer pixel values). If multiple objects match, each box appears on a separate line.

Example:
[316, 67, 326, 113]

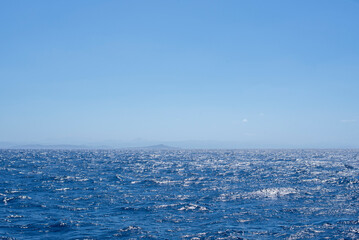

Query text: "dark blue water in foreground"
[1, 149, 359, 239]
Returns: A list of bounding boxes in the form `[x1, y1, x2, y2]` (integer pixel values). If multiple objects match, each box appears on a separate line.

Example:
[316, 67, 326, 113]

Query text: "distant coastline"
[0, 143, 178, 150]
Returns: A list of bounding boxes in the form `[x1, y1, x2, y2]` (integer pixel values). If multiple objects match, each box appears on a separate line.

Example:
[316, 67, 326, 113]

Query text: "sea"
[1, 149, 359, 239]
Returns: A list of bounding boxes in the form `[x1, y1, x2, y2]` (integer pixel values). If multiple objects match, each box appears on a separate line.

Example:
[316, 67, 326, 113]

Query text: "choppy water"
[1, 149, 359, 239]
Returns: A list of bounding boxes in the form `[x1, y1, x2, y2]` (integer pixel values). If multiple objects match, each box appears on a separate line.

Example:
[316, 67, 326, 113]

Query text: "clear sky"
[1, 0, 359, 148]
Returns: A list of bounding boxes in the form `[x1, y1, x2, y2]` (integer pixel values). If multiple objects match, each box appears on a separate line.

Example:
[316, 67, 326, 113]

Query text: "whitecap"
[55, 188, 70, 191]
[251, 187, 297, 199]
[178, 203, 208, 211]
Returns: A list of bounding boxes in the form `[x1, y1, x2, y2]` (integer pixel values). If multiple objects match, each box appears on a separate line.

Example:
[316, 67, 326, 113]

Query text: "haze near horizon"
[1, 0, 358, 148]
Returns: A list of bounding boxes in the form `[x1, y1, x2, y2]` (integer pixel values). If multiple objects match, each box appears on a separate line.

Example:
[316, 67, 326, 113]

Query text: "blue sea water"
[1, 149, 359, 239]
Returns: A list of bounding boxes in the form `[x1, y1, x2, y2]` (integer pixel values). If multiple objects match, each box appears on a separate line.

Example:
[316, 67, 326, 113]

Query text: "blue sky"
[1, 0, 358, 148]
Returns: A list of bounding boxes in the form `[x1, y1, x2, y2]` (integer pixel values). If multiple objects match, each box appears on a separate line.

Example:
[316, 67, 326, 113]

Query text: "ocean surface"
[1, 149, 359, 239]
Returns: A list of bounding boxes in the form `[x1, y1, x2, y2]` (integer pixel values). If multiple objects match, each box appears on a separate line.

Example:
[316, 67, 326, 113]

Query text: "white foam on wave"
[18, 195, 32, 200]
[178, 203, 208, 211]
[55, 188, 70, 191]
[153, 179, 179, 185]
[7, 215, 23, 218]
[251, 187, 297, 199]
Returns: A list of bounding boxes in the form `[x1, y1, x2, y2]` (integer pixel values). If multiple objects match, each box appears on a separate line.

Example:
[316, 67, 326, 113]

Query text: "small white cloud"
[341, 119, 357, 123]
[259, 113, 265, 117]
[242, 118, 248, 123]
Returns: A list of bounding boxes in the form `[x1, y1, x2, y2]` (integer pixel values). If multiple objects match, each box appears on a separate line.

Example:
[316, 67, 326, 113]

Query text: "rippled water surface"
[1, 149, 359, 239]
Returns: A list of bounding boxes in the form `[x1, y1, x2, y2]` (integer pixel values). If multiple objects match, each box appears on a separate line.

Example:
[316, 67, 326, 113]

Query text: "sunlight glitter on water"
[1, 149, 359, 239]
